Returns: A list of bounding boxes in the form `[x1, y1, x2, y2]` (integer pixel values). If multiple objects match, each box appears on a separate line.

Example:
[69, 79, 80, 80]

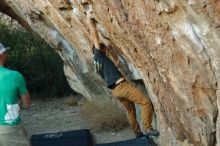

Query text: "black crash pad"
[95, 137, 156, 146]
[31, 129, 93, 146]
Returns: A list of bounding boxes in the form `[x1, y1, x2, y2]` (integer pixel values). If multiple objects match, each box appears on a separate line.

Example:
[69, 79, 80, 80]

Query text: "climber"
[86, 12, 159, 138]
[0, 43, 31, 146]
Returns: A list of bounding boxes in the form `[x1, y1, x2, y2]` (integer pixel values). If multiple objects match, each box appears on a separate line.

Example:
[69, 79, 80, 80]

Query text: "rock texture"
[1, 0, 220, 146]
[0, 12, 21, 28]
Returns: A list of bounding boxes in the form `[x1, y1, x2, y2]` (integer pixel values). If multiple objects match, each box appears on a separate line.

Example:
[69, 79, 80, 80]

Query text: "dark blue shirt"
[93, 48, 122, 88]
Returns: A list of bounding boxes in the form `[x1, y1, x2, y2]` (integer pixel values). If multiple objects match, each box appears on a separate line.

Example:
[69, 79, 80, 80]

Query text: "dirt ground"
[20, 97, 135, 144]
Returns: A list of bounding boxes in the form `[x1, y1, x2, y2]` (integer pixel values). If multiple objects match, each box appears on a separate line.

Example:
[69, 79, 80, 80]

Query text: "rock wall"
[1, 0, 220, 146]
[0, 12, 21, 28]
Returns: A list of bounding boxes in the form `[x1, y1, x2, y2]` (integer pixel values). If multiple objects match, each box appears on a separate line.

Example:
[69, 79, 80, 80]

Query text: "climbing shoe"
[135, 132, 144, 138]
[144, 129, 159, 137]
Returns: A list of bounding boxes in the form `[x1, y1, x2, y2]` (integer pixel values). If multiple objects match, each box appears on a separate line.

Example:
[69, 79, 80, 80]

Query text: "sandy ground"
[20, 97, 135, 144]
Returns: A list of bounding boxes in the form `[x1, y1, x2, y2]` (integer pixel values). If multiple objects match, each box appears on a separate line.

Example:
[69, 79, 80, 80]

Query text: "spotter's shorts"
[0, 124, 30, 146]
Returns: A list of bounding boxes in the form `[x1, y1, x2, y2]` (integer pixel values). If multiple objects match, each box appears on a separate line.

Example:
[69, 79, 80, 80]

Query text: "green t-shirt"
[0, 66, 28, 126]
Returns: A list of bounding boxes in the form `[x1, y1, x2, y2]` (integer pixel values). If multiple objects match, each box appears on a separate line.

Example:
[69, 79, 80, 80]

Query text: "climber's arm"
[87, 12, 100, 49]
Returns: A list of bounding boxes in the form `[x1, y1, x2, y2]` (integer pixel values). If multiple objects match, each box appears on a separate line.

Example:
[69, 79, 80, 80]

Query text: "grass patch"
[80, 98, 129, 131]
[64, 96, 78, 106]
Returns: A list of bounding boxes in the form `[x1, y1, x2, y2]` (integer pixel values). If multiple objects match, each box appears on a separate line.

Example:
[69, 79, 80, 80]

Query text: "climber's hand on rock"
[82, 0, 93, 14]
[86, 11, 96, 24]
[81, 0, 89, 4]
[86, 11, 92, 18]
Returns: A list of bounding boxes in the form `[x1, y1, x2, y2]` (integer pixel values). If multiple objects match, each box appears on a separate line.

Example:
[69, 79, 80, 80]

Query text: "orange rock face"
[1, 0, 220, 145]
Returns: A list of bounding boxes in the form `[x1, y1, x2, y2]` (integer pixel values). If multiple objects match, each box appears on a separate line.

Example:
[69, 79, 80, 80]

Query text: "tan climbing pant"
[112, 81, 153, 134]
[0, 124, 30, 146]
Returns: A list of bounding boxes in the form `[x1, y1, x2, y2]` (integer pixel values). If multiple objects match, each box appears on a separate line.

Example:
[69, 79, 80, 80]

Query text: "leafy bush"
[0, 23, 73, 97]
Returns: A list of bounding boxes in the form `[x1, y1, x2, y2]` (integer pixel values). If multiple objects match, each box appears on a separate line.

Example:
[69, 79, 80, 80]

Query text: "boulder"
[1, 0, 220, 145]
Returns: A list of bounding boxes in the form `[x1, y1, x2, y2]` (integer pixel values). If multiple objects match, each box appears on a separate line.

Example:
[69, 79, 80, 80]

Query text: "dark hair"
[100, 43, 107, 50]
[92, 43, 107, 54]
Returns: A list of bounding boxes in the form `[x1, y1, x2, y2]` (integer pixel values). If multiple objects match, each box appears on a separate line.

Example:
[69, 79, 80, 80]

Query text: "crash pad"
[31, 129, 93, 146]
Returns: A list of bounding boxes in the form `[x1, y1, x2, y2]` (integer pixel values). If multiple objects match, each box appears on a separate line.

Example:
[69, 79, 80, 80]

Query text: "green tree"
[0, 23, 73, 97]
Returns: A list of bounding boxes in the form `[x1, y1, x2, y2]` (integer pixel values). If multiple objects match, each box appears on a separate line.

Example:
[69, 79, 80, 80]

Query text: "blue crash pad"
[95, 137, 156, 146]
[31, 129, 93, 146]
